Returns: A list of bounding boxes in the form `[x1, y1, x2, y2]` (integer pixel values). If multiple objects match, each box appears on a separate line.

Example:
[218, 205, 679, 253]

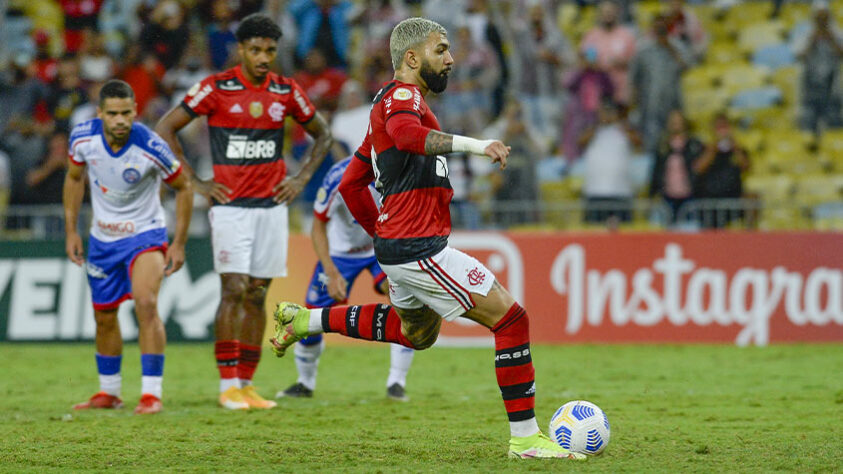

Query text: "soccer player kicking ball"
[64, 80, 193, 415]
[155, 14, 332, 410]
[270, 18, 586, 460]
[276, 157, 414, 401]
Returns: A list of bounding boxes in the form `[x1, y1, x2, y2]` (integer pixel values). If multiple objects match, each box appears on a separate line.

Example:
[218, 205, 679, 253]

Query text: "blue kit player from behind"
[63, 79, 193, 414]
[276, 157, 415, 401]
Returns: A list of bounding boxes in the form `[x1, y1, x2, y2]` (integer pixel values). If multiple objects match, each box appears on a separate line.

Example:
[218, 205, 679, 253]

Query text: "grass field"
[1, 342, 841, 472]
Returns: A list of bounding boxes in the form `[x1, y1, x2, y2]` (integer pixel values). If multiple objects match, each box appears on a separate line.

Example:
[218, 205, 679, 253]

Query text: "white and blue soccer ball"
[549, 400, 611, 455]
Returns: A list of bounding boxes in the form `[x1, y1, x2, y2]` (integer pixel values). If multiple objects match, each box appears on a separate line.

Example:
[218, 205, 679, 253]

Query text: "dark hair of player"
[99, 79, 135, 105]
[235, 13, 283, 43]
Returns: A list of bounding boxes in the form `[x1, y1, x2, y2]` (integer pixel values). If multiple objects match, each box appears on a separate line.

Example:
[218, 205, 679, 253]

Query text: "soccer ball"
[549, 400, 611, 455]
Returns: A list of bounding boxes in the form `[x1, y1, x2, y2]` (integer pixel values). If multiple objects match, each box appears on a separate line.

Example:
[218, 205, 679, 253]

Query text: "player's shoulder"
[69, 118, 101, 143]
[130, 123, 175, 158]
[266, 73, 297, 97]
[322, 157, 353, 190]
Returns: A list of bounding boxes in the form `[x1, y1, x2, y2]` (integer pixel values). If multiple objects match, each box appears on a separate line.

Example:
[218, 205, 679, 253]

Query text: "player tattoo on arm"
[424, 130, 454, 155]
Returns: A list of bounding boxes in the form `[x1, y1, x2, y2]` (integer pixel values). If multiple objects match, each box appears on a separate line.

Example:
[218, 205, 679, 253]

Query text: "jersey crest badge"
[249, 101, 263, 118]
[269, 102, 286, 122]
[122, 167, 141, 184]
[393, 88, 412, 100]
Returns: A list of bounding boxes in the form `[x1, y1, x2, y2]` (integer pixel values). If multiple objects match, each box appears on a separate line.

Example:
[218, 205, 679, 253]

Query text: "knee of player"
[409, 318, 442, 350]
[244, 282, 268, 306]
[220, 277, 248, 301]
[133, 293, 159, 318]
[94, 310, 119, 328]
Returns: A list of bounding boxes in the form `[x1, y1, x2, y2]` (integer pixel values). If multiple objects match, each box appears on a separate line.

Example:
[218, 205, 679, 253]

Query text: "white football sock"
[220, 378, 240, 393]
[307, 309, 325, 334]
[294, 339, 324, 390]
[386, 344, 414, 388]
[99, 373, 121, 397]
[141, 376, 163, 399]
[510, 418, 541, 438]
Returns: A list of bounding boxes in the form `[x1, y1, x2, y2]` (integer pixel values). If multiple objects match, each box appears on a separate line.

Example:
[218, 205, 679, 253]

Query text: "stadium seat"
[744, 173, 794, 199]
[753, 43, 796, 70]
[794, 174, 843, 206]
[718, 64, 770, 94]
[737, 22, 786, 53]
[770, 66, 800, 106]
[730, 86, 783, 109]
[707, 41, 747, 65]
[734, 129, 766, 154]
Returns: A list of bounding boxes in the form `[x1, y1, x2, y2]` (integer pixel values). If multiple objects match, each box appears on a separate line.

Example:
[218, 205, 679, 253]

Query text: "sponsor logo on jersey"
[217, 250, 230, 264]
[293, 89, 312, 117]
[249, 101, 263, 118]
[393, 87, 412, 100]
[315, 187, 328, 204]
[268, 82, 291, 95]
[122, 167, 141, 184]
[268, 102, 285, 122]
[96, 219, 136, 237]
[147, 137, 172, 159]
[186, 82, 201, 97]
[217, 78, 245, 91]
[225, 135, 276, 159]
[229, 103, 243, 114]
[187, 84, 213, 108]
[412, 89, 421, 111]
[377, 212, 388, 223]
[467, 267, 486, 286]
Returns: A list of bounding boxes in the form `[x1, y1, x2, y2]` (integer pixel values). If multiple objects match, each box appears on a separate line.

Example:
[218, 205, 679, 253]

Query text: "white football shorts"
[208, 204, 288, 278]
[380, 246, 495, 321]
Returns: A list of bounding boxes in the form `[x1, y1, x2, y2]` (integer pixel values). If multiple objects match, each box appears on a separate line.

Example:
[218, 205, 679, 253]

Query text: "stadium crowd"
[1, 0, 841, 234]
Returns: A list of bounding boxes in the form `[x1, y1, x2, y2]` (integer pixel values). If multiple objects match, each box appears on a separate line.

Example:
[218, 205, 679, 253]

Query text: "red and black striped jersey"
[180, 64, 316, 207]
[349, 80, 453, 265]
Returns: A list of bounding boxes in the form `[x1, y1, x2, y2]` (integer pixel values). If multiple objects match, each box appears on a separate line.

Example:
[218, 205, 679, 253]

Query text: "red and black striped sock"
[492, 303, 536, 423]
[215, 340, 239, 380]
[321, 304, 415, 348]
[237, 343, 261, 382]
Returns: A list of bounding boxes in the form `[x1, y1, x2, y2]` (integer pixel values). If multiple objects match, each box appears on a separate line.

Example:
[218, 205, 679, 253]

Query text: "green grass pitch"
[1, 343, 841, 472]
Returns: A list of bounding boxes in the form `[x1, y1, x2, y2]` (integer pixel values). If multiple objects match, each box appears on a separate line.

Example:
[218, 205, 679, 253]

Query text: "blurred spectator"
[438, 25, 500, 136]
[295, 48, 348, 113]
[139, 0, 189, 69]
[121, 47, 165, 117]
[33, 30, 59, 84]
[99, 0, 148, 57]
[664, 0, 708, 63]
[162, 44, 213, 108]
[510, 3, 574, 143]
[581, 100, 639, 226]
[2, 118, 49, 208]
[60, 0, 105, 53]
[580, 0, 637, 104]
[289, 0, 353, 68]
[25, 132, 68, 204]
[69, 80, 104, 129]
[0, 53, 50, 135]
[78, 29, 115, 82]
[649, 110, 704, 221]
[0, 147, 9, 224]
[47, 54, 88, 133]
[560, 48, 614, 160]
[630, 13, 690, 153]
[330, 80, 370, 154]
[206, 0, 238, 70]
[483, 98, 545, 226]
[794, 1, 843, 133]
[464, 0, 509, 118]
[693, 114, 750, 228]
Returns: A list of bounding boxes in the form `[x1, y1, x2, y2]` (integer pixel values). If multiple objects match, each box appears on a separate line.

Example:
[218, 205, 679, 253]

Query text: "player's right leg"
[215, 273, 250, 410]
[74, 308, 125, 410]
[75, 235, 128, 410]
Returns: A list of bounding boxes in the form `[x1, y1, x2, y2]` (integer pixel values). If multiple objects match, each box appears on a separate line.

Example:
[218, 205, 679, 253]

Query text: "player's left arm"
[273, 112, 334, 204]
[164, 171, 193, 276]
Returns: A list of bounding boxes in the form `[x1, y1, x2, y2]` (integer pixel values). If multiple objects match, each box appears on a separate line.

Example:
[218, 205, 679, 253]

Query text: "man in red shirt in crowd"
[270, 17, 586, 461]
